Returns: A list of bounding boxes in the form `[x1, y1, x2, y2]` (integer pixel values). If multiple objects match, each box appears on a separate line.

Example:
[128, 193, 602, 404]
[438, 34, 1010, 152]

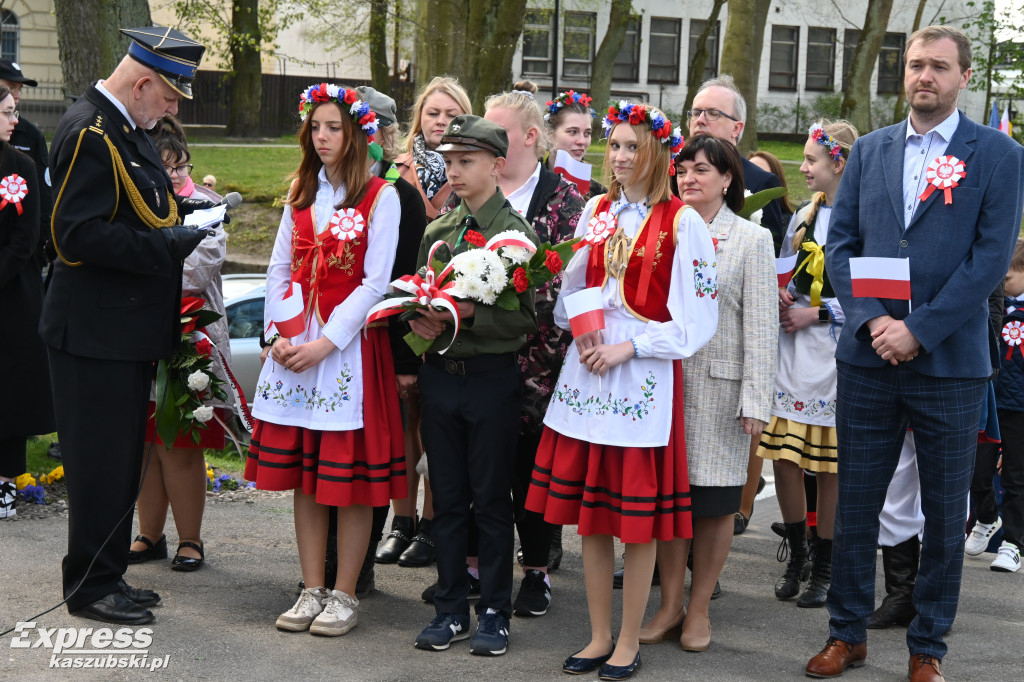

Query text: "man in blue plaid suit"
[812, 26, 1024, 682]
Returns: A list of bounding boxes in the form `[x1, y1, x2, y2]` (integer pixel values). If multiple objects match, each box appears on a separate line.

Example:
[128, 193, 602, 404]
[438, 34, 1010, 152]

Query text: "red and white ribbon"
[918, 155, 965, 205]
[484, 232, 537, 255]
[0, 173, 28, 215]
[575, 211, 616, 251]
[328, 208, 365, 242]
[1003, 320, 1023, 360]
[364, 240, 461, 353]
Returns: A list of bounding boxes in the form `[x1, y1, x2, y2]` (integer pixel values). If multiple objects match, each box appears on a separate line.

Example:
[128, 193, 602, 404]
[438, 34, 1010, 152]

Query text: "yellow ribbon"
[793, 241, 825, 307]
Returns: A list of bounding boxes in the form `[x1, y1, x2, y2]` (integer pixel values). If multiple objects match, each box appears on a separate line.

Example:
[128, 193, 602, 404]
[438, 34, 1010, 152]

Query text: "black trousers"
[972, 408, 1024, 549]
[49, 347, 152, 611]
[0, 437, 27, 478]
[418, 360, 519, 619]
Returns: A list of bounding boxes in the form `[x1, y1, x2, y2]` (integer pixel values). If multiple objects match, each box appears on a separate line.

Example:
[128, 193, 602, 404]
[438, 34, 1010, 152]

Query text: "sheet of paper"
[183, 204, 227, 230]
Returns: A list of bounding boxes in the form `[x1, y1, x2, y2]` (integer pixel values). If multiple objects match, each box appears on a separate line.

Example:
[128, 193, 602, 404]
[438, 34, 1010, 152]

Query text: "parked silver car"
[222, 274, 266, 402]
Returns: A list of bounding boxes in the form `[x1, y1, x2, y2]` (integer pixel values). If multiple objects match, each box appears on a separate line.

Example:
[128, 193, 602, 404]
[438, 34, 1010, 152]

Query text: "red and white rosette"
[918, 155, 965, 206]
[364, 240, 461, 353]
[0, 173, 28, 215]
[1003, 320, 1024, 360]
[329, 208, 365, 242]
[575, 211, 616, 251]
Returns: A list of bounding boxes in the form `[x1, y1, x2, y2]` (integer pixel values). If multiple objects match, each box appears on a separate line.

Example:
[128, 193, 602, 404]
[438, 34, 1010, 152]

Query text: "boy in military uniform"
[411, 115, 539, 656]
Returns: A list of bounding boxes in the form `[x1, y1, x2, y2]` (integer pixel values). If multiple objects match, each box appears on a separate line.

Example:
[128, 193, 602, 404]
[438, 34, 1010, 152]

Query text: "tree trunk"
[841, 0, 895, 133]
[465, 0, 528, 113]
[720, 0, 771, 154]
[54, 0, 151, 101]
[227, 0, 262, 137]
[892, 0, 928, 123]
[415, 0, 467, 100]
[369, 0, 391, 92]
[684, 0, 726, 113]
[589, 0, 633, 137]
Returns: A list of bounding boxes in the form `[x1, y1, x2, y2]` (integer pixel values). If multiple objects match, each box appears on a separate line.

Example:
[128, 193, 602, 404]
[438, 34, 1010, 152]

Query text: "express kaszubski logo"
[10, 622, 169, 671]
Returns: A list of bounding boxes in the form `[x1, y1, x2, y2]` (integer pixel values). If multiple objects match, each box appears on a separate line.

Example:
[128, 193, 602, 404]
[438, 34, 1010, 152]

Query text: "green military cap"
[435, 115, 508, 157]
[120, 26, 205, 99]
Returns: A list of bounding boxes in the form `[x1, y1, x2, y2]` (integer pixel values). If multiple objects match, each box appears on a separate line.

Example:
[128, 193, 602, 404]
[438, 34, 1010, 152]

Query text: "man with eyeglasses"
[0, 59, 53, 270]
[689, 75, 787, 255]
[41, 27, 211, 627]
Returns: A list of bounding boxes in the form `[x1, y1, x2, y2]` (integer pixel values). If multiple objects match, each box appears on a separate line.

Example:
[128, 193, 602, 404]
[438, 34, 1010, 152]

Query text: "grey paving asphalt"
[2, 490, 1021, 681]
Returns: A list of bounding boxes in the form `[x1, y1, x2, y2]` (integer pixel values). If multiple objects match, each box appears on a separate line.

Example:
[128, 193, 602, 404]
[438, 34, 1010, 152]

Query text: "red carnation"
[628, 106, 646, 125]
[544, 249, 563, 274]
[581, 95, 592, 106]
[343, 89, 359, 104]
[359, 113, 375, 125]
[464, 230, 487, 247]
[195, 337, 213, 358]
[312, 84, 330, 103]
[608, 105, 617, 116]
[513, 267, 529, 293]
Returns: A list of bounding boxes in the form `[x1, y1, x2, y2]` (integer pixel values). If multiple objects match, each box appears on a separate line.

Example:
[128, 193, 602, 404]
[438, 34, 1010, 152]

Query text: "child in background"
[245, 84, 405, 636]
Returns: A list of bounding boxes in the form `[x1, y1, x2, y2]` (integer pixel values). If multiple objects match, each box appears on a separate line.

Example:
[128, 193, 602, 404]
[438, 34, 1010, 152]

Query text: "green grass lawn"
[188, 145, 300, 202]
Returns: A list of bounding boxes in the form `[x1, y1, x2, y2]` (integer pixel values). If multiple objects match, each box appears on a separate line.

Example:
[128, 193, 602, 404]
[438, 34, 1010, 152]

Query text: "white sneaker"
[990, 542, 1021, 573]
[0, 481, 15, 519]
[310, 590, 359, 636]
[276, 586, 330, 631]
[965, 517, 1002, 555]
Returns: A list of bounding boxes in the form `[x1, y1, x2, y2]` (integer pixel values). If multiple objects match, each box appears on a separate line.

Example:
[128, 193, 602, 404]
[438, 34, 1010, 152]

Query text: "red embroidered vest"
[584, 194, 685, 323]
[291, 176, 387, 324]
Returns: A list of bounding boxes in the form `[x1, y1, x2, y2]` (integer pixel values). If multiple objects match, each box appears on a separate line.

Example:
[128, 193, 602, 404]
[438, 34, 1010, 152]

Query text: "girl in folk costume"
[245, 84, 405, 636]
[527, 102, 718, 679]
[757, 119, 859, 608]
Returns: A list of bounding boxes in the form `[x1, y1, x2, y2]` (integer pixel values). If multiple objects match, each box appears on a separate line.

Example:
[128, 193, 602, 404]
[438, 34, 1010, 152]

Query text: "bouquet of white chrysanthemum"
[364, 229, 579, 354]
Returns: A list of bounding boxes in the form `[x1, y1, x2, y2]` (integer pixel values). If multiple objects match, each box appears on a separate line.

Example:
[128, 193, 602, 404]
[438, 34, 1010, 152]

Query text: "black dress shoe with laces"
[71, 592, 154, 625]
[118, 579, 160, 607]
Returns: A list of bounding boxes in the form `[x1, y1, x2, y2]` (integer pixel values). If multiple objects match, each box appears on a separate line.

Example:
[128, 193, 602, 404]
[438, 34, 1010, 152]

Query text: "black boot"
[867, 537, 919, 628]
[798, 538, 832, 607]
[775, 520, 809, 600]
[375, 515, 415, 564]
[398, 517, 436, 567]
[548, 524, 563, 571]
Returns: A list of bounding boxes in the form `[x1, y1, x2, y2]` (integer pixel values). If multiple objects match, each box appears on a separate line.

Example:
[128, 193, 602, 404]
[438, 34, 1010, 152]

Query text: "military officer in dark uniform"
[41, 27, 212, 625]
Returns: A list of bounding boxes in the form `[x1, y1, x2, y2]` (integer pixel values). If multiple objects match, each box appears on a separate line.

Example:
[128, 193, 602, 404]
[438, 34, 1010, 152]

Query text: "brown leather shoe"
[805, 637, 867, 678]
[908, 654, 944, 682]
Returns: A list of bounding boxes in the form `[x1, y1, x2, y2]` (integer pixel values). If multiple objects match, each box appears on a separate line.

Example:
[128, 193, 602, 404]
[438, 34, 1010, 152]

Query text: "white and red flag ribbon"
[266, 281, 307, 338]
[564, 287, 606, 337]
[552, 149, 593, 196]
[0, 173, 28, 215]
[776, 253, 798, 288]
[849, 257, 911, 300]
[1003, 320, 1023, 359]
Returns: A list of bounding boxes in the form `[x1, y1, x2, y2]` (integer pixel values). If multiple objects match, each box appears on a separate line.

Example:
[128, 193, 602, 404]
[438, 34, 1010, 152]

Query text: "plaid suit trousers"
[828, 361, 985, 659]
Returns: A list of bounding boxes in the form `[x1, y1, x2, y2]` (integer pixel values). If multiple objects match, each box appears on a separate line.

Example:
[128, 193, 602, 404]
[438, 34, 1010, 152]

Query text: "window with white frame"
[1, 10, 18, 62]
[648, 17, 681, 84]
[806, 27, 835, 91]
[613, 16, 641, 82]
[563, 11, 596, 79]
[769, 25, 799, 91]
[522, 9, 554, 78]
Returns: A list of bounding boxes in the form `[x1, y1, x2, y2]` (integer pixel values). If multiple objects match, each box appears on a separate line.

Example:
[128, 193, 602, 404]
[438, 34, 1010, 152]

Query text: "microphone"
[218, 192, 243, 209]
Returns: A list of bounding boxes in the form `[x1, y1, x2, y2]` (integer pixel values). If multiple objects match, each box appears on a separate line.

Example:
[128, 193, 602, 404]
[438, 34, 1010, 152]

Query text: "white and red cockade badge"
[328, 208, 365, 242]
[918, 155, 965, 206]
[1003, 320, 1023, 359]
[0, 173, 28, 215]
[577, 211, 616, 250]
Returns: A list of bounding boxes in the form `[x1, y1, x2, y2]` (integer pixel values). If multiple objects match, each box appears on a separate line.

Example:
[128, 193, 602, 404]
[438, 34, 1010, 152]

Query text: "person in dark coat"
[40, 27, 210, 625]
[0, 83, 51, 520]
[0, 59, 53, 270]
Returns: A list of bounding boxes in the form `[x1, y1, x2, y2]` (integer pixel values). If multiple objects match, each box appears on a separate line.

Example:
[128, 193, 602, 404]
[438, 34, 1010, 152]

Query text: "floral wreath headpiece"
[809, 123, 843, 161]
[544, 90, 595, 122]
[602, 101, 685, 161]
[298, 83, 378, 138]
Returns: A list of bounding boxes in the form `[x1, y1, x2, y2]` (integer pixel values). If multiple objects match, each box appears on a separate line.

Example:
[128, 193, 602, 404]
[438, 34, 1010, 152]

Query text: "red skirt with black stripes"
[243, 327, 406, 507]
[525, 361, 692, 543]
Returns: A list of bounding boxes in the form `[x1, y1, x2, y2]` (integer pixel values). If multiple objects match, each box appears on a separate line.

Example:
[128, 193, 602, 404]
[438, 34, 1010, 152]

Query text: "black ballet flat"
[562, 648, 614, 675]
[598, 651, 642, 681]
[127, 534, 167, 564]
[170, 541, 204, 572]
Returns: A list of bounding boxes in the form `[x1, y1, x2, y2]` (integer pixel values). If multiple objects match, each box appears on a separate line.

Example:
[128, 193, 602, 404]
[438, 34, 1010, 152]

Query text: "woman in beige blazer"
[639, 134, 778, 651]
